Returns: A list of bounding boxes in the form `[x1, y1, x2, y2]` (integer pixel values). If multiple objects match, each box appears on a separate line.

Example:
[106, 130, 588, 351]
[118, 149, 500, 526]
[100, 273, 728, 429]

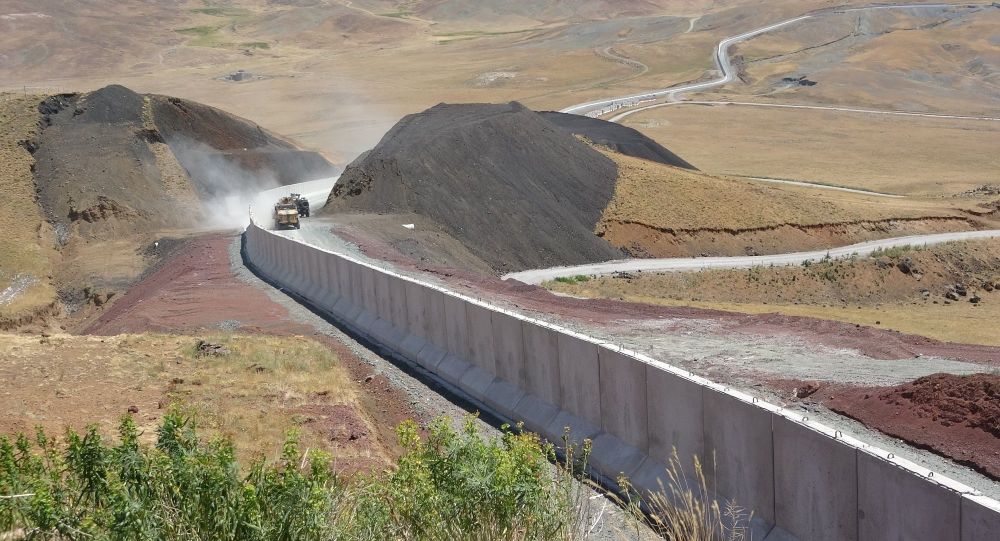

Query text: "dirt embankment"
[811, 374, 1000, 480]
[603, 216, 979, 259]
[324, 102, 624, 274]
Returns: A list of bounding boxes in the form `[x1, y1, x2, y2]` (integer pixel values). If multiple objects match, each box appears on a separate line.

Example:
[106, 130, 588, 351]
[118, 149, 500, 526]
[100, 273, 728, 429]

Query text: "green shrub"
[0, 412, 745, 539]
[0, 413, 586, 540]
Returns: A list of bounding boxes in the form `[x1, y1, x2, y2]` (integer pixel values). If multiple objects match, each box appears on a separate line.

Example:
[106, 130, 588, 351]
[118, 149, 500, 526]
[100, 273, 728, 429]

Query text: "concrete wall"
[243, 221, 1000, 541]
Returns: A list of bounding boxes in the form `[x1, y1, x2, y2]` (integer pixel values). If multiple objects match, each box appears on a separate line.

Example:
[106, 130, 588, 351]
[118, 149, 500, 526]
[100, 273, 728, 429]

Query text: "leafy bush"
[0, 412, 746, 540]
[0, 413, 587, 540]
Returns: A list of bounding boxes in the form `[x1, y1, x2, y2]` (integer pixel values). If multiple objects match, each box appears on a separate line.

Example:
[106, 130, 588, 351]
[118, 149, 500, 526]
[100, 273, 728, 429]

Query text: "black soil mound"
[539, 111, 696, 169]
[151, 96, 336, 192]
[325, 102, 624, 273]
[30, 84, 336, 236]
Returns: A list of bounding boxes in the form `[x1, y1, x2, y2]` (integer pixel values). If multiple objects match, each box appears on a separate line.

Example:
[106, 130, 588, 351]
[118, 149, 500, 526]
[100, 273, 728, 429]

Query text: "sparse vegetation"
[870, 244, 922, 259]
[191, 7, 251, 17]
[547, 239, 1000, 346]
[552, 275, 592, 285]
[0, 410, 752, 540]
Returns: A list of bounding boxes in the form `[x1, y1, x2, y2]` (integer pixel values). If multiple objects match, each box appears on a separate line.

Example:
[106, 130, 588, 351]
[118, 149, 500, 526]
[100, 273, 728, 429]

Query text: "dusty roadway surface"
[314, 219, 1000, 496]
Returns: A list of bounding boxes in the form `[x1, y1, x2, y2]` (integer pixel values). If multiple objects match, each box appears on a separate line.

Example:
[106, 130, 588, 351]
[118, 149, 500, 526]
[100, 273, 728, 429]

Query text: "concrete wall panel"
[336, 257, 355, 305]
[458, 366, 496, 403]
[437, 354, 471, 386]
[703, 389, 775, 524]
[466, 304, 496, 373]
[416, 343, 447, 370]
[512, 394, 560, 436]
[546, 410, 601, 447]
[404, 281, 429, 339]
[645, 366, 704, 468]
[389, 277, 409, 330]
[858, 451, 960, 541]
[962, 495, 1000, 541]
[773, 416, 857, 541]
[598, 348, 647, 450]
[304, 247, 325, 302]
[319, 252, 341, 307]
[374, 271, 393, 322]
[590, 432, 646, 482]
[482, 379, 525, 420]
[557, 334, 601, 428]
[426, 288, 449, 350]
[347, 259, 364, 307]
[360, 265, 378, 315]
[491, 312, 526, 387]
[443, 295, 469, 359]
[521, 322, 561, 405]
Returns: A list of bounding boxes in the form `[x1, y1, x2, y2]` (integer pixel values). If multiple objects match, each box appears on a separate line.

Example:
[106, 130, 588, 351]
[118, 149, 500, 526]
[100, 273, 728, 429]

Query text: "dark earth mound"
[151, 95, 337, 193]
[827, 373, 1000, 479]
[30, 84, 336, 237]
[325, 102, 624, 273]
[539, 111, 696, 170]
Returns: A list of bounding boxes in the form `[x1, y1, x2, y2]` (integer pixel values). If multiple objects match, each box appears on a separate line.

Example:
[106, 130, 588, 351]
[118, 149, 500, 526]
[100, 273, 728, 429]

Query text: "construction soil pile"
[325, 102, 626, 273]
[826, 373, 1000, 480]
[539, 111, 696, 169]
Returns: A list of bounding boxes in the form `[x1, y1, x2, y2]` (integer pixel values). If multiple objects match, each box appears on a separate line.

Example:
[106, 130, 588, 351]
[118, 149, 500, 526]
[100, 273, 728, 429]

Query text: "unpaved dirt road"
[505, 230, 1000, 284]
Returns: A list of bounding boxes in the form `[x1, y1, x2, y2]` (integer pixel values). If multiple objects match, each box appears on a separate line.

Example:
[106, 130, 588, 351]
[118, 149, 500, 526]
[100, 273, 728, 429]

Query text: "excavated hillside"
[31, 84, 336, 238]
[539, 111, 696, 169]
[325, 102, 625, 273]
[4, 84, 336, 330]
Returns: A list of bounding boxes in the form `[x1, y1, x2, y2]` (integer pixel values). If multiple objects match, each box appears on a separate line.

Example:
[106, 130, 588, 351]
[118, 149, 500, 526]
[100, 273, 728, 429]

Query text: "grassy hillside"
[597, 149, 990, 257]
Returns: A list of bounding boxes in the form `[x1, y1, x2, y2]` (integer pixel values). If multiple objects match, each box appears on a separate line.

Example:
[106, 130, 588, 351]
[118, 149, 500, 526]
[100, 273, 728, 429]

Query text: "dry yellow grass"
[623, 104, 1000, 196]
[0, 94, 55, 321]
[600, 150, 966, 232]
[0, 332, 388, 466]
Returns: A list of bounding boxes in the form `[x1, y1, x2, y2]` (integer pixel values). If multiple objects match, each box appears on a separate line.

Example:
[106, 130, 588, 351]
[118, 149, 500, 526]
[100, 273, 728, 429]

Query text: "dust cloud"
[164, 136, 283, 231]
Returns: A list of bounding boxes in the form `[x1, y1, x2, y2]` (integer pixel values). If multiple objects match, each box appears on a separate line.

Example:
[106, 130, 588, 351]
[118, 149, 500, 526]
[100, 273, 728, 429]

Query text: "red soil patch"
[84, 233, 422, 468]
[787, 374, 1000, 480]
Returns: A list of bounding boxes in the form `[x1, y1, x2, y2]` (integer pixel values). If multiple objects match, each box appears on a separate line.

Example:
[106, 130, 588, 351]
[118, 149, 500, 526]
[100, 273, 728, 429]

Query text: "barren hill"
[2, 84, 336, 331]
[325, 102, 624, 273]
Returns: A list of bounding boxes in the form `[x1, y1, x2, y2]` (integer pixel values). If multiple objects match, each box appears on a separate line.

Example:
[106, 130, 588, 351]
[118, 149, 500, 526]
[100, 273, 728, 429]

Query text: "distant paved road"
[505, 230, 1000, 284]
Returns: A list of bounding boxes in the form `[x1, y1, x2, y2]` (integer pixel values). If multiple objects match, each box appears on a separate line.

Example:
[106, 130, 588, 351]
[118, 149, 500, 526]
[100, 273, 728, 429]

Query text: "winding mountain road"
[505, 230, 1000, 284]
[521, 2, 1000, 283]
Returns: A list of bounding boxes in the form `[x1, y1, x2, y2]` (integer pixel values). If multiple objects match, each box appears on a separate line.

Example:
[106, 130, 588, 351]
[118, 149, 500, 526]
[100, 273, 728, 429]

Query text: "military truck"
[273, 196, 301, 230]
[290, 193, 310, 218]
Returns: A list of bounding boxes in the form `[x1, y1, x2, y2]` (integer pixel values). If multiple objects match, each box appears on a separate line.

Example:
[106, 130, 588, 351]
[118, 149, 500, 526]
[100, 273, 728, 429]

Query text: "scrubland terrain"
[597, 149, 997, 258]
[0, 333, 390, 472]
[624, 104, 1000, 196]
[548, 239, 1000, 346]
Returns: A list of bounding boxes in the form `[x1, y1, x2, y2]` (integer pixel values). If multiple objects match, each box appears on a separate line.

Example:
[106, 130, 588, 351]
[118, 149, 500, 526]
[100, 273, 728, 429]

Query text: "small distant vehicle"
[290, 193, 310, 218]
[273, 196, 300, 230]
